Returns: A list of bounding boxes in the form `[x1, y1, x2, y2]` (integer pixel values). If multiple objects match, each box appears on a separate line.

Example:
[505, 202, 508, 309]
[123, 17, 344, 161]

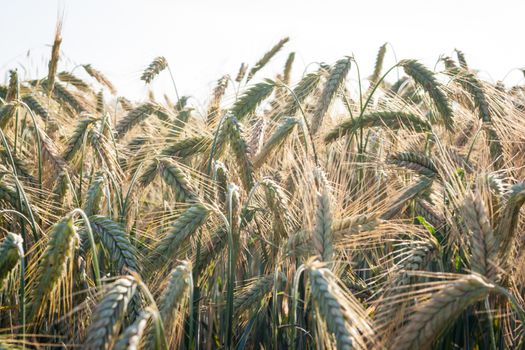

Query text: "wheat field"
[0, 25, 524, 350]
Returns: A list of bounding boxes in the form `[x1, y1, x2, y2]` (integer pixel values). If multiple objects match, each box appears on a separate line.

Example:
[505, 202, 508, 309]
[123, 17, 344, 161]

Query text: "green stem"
[167, 65, 180, 102]
[19, 101, 45, 193]
[358, 63, 400, 120]
[131, 272, 169, 350]
[70, 208, 101, 287]
[225, 185, 237, 349]
[276, 82, 319, 167]
[0, 128, 39, 243]
[120, 161, 145, 223]
[484, 296, 497, 350]
[291, 264, 307, 348]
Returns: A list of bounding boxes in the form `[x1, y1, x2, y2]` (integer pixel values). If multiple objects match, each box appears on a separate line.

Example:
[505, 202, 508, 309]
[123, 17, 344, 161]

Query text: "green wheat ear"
[369, 43, 387, 87]
[28, 216, 78, 322]
[310, 56, 352, 135]
[230, 79, 275, 122]
[150, 204, 209, 268]
[0, 233, 23, 288]
[84, 277, 137, 350]
[145, 261, 192, 348]
[399, 59, 454, 131]
[391, 275, 495, 350]
[324, 111, 430, 143]
[247, 37, 289, 82]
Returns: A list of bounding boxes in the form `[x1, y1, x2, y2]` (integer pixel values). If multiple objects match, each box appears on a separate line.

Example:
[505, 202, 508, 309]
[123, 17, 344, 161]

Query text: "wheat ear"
[113, 310, 152, 350]
[399, 59, 453, 131]
[0, 233, 23, 288]
[391, 275, 495, 350]
[324, 111, 430, 143]
[141, 56, 168, 83]
[311, 56, 352, 135]
[83, 276, 137, 350]
[83, 64, 117, 94]
[150, 204, 209, 267]
[247, 37, 289, 81]
[462, 193, 499, 280]
[234, 272, 286, 316]
[28, 215, 78, 321]
[230, 79, 274, 122]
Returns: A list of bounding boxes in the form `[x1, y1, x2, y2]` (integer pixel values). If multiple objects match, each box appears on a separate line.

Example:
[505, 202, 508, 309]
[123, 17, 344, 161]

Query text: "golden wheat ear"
[46, 21, 62, 96]
[83, 64, 117, 94]
[141, 57, 168, 84]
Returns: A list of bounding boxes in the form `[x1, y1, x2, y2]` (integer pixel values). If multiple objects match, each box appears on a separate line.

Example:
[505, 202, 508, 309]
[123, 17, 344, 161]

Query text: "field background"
[1, 1, 525, 350]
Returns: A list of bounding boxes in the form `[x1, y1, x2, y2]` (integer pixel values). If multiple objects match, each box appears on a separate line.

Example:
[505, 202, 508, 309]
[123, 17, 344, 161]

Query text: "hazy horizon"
[2, 0, 524, 103]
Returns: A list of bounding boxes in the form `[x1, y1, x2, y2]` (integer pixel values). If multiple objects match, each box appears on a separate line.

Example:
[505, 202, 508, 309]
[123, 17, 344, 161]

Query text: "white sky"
[1, 0, 524, 104]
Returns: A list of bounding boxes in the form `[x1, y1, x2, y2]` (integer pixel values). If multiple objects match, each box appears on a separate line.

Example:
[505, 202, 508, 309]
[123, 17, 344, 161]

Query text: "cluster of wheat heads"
[1, 25, 525, 349]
